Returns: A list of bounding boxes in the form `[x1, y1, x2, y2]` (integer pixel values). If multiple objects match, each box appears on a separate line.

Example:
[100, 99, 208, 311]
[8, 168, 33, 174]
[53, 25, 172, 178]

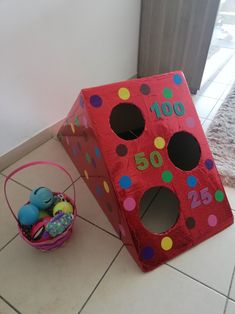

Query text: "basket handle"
[4, 161, 76, 222]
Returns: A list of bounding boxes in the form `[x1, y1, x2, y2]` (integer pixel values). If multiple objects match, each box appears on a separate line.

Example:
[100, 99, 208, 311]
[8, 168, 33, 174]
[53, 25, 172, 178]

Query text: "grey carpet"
[206, 82, 235, 188]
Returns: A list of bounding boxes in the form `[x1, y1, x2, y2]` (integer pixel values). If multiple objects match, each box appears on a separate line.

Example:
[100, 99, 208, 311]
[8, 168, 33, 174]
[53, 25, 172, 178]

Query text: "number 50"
[134, 151, 163, 171]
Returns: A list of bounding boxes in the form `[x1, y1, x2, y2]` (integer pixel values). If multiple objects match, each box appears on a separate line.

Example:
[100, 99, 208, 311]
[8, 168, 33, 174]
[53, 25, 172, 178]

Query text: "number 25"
[188, 187, 212, 209]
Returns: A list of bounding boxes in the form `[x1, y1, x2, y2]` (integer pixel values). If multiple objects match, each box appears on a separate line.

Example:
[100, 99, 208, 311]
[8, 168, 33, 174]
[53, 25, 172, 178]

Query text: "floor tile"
[202, 119, 213, 133]
[207, 99, 223, 121]
[81, 248, 226, 314]
[220, 84, 234, 101]
[0, 298, 18, 314]
[168, 216, 235, 295]
[214, 69, 235, 85]
[0, 219, 122, 314]
[226, 300, 235, 314]
[2, 139, 80, 192]
[229, 270, 235, 301]
[224, 187, 235, 211]
[65, 179, 116, 235]
[0, 174, 30, 250]
[193, 96, 218, 119]
[199, 82, 227, 99]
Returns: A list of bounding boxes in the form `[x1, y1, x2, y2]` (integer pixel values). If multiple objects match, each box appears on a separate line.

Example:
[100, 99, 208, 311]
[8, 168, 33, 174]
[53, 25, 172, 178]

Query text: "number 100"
[151, 102, 185, 119]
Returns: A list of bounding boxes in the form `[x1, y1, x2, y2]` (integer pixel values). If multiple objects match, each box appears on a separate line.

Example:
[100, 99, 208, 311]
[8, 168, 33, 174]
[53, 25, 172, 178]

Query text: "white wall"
[0, 0, 141, 156]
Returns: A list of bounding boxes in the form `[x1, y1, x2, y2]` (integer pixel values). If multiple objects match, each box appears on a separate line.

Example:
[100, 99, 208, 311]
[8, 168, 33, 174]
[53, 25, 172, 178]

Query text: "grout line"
[78, 245, 124, 314]
[63, 176, 81, 193]
[166, 263, 228, 299]
[77, 215, 120, 239]
[223, 265, 235, 314]
[141, 188, 162, 219]
[0, 295, 22, 314]
[0, 234, 19, 252]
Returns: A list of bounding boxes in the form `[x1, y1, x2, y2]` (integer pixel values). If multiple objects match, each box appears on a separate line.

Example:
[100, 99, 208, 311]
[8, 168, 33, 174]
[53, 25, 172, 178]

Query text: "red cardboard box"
[58, 71, 233, 271]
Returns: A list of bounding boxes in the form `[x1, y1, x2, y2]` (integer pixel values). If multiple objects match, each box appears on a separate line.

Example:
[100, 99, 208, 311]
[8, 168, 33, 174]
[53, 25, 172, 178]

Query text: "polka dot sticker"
[65, 136, 70, 145]
[162, 171, 173, 183]
[96, 186, 103, 197]
[90, 95, 102, 108]
[116, 144, 128, 157]
[70, 123, 75, 134]
[118, 87, 130, 100]
[163, 88, 172, 99]
[215, 190, 224, 202]
[123, 197, 136, 211]
[119, 224, 126, 237]
[186, 117, 195, 128]
[74, 116, 80, 126]
[173, 74, 183, 85]
[85, 153, 91, 163]
[187, 175, 197, 188]
[141, 246, 154, 261]
[208, 214, 217, 227]
[119, 176, 132, 189]
[83, 116, 88, 128]
[205, 159, 214, 170]
[140, 84, 151, 95]
[161, 237, 173, 251]
[79, 95, 84, 108]
[84, 170, 89, 180]
[154, 137, 165, 149]
[72, 146, 79, 156]
[92, 158, 96, 168]
[95, 146, 101, 158]
[103, 181, 110, 193]
[186, 217, 196, 229]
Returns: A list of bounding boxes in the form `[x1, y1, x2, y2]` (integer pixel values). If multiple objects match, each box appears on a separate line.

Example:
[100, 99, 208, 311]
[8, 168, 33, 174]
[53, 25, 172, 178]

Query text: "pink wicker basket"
[4, 161, 77, 251]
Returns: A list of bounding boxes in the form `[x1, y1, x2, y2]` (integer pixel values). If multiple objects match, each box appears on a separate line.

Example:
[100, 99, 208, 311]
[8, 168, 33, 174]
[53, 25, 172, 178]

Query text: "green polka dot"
[163, 88, 172, 99]
[74, 116, 80, 126]
[215, 190, 224, 202]
[86, 153, 91, 163]
[162, 170, 173, 183]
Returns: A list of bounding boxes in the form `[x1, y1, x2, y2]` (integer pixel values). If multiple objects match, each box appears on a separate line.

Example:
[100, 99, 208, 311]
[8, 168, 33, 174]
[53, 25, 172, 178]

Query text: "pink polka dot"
[186, 117, 195, 128]
[123, 197, 136, 211]
[83, 116, 88, 128]
[208, 214, 217, 227]
[119, 224, 126, 237]
[65, 136, 70, 145]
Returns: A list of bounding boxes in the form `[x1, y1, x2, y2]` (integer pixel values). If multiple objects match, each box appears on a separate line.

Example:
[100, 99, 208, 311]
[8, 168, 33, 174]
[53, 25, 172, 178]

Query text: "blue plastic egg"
[18, 204, 39, 226]
[29, 187, 54, 210]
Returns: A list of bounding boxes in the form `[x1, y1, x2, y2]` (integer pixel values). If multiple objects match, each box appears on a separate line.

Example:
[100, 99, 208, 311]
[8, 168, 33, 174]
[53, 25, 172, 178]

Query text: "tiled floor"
[0, 56, 235, 314]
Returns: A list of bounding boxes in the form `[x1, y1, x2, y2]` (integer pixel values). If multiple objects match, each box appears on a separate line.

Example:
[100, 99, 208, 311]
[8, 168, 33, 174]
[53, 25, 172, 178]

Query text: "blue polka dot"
[205, 159, 214, 170]
[95, 146, 101, 158]
[187, 175, 197, 188]
[173, 74, 183, 85]
[79, 95, 84, 108]
[96, 186, 103, 196]
[90, 95, 102, 108]
[141, 246, 154, 260]
[92, 158, 96, 168]
[72, 146, 79, 156]
[119, 176, 132, 189]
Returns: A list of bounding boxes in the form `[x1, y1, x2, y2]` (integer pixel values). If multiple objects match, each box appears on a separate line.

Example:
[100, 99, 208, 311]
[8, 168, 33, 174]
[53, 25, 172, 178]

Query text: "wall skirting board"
[0, 119, 64, 172]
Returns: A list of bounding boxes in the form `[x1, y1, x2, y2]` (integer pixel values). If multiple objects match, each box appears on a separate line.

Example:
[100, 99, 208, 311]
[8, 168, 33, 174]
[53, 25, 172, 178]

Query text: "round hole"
[140, 187, 180, 233]
[110, 103, 145, 140]
[168, 131, 201, 171]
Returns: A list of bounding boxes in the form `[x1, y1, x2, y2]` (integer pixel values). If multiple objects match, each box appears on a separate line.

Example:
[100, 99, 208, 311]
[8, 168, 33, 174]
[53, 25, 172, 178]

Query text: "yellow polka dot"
[161, 237, 173, 251]
[103, 181, 110, 193]
[154, 137, 165, 149]
[118, 87, 130, 100]
[70, 123, 75, 134]
[84, 170, 89, 180]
